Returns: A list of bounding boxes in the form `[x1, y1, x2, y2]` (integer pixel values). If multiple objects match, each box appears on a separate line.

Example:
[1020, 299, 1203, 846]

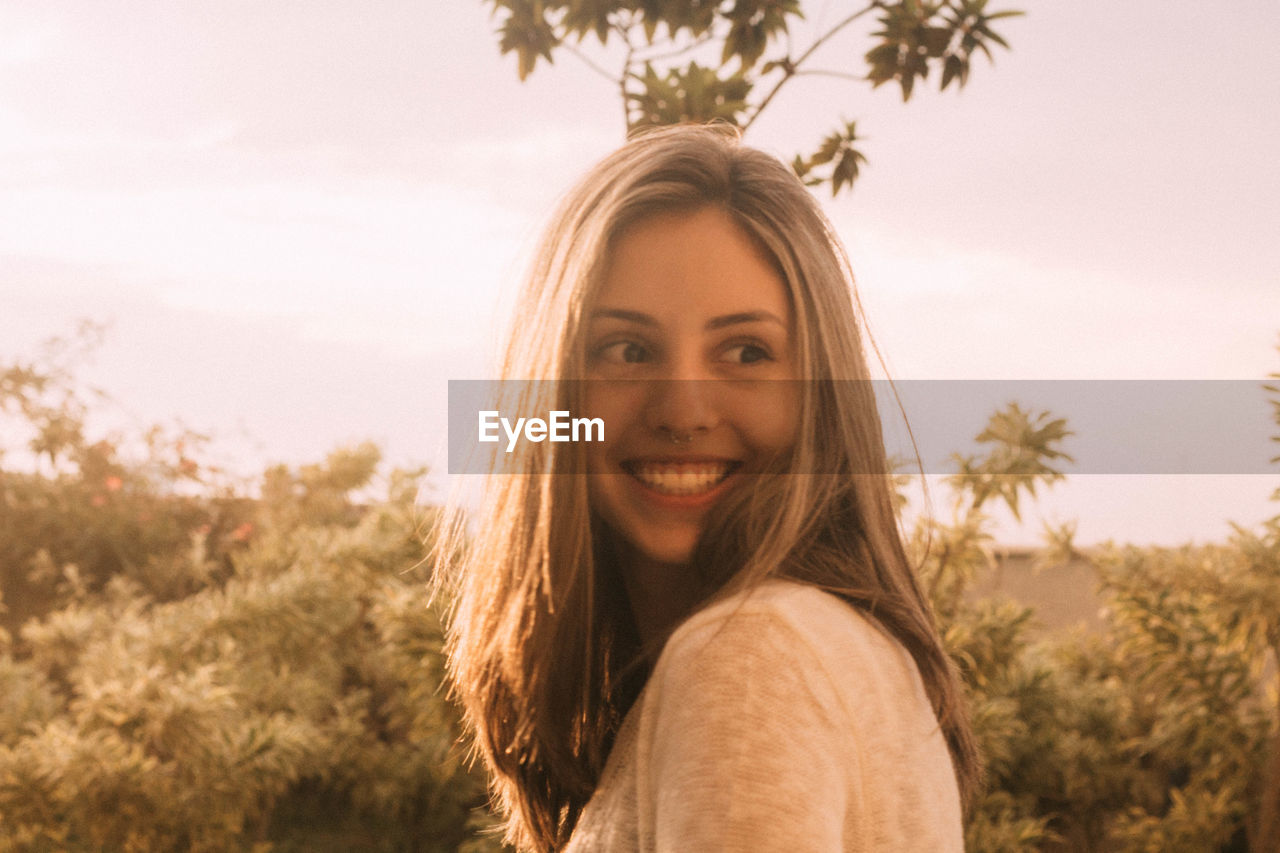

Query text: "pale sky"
[2, 1, 1278, 545]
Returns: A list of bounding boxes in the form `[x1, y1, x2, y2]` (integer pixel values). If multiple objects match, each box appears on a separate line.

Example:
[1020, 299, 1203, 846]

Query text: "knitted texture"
[563, 580, 963, 852]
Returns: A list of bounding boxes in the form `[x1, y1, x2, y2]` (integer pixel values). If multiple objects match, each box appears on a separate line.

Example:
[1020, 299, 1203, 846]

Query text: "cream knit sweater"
[562, 580, 964, 852]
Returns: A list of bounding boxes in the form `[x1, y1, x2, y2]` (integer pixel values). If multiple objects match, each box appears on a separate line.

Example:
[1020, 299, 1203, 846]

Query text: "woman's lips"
[621, 459, 741, 497]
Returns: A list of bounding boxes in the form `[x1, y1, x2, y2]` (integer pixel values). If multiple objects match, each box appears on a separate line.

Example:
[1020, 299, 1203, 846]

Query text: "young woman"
[436, 124, 980, 851]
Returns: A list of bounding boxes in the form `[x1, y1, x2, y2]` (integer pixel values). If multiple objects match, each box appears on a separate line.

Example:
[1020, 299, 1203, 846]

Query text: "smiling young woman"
[434, 124, 980, 852]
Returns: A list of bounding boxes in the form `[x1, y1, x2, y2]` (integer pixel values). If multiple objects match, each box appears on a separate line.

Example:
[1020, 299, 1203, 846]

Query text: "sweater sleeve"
[640, 605, 862, 852]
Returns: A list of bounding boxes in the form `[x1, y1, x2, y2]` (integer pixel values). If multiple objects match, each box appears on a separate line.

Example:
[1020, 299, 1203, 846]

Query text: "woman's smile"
[622, 458, 741, 497]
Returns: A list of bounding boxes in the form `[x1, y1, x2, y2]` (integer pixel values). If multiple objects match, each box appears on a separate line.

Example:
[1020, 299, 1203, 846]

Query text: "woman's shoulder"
[632, 579, 962, 851]
[653, 578, 938, 733]
[664, 579, 905, 672]
[632, 580, 865, 850]
[653, 579, 856, 708]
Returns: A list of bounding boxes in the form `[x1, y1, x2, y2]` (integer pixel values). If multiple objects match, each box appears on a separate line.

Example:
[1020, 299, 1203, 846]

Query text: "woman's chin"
[614, 528, 698, 568]
[635, 541, 696, 568]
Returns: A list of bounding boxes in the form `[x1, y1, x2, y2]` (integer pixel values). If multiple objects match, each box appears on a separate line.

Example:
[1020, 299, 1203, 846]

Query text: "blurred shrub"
[0, 338, 500, 852]
[916, 399, 1280, 851]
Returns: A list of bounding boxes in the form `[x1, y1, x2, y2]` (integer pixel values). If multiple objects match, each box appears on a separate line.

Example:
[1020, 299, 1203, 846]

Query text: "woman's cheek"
[729, 388, 800, 459]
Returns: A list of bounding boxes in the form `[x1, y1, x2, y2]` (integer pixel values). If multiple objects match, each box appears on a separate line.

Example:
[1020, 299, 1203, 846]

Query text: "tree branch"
[1257, 640, 1280, 851]
[928, 537, 952, 603]
[632, 28, 717, 64]
[616, 17, 638, 131]
[793, 68, 866, 83]
[561, 41, 621, 85]
[743, 2, 879, 132]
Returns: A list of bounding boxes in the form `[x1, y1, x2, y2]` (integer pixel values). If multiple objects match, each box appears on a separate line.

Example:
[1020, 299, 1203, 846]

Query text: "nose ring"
[662, 427, 695, 445]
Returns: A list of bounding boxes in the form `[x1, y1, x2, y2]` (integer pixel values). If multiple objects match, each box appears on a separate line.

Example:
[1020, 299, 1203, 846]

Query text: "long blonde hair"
[434, 123, 980, 851]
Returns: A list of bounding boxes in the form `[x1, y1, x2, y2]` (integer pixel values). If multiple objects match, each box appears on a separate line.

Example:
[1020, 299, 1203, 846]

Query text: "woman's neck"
[616, 553, 703, 652]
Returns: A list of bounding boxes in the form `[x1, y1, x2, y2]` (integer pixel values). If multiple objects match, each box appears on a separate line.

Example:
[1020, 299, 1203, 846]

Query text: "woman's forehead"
[593, 207, 793, 321]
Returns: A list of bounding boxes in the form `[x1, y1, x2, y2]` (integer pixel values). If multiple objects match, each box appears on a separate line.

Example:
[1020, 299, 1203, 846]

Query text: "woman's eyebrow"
[590, 308, 787, 329]
[590, 308, 658, 326]
[704, 311, 787, 330]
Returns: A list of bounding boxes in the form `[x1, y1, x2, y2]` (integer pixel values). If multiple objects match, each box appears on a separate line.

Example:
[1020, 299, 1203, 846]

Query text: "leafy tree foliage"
[4, 331, 1280, 850]
[486, 0, 1022, 194]
[913, 387, 1280, 851]
[0, 338, 500, 852]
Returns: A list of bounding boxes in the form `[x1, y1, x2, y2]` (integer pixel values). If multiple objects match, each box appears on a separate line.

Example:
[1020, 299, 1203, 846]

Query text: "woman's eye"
[596, 340, 651, 364]
[723, 343, 772, 365]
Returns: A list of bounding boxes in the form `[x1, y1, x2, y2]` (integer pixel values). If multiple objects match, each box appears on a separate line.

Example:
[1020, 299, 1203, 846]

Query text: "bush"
[3, 331, 1279, 851]
[917, 398, 1280, 851]
[0, 340, 499, 852]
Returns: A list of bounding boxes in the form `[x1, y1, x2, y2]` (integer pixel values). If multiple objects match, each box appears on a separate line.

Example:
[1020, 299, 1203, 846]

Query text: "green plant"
[486, 0, 1021, 194]
[0, 336, 499, 852]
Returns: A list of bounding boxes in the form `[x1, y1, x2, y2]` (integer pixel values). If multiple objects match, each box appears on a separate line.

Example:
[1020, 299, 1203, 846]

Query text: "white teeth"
[630, 462, 733, 496]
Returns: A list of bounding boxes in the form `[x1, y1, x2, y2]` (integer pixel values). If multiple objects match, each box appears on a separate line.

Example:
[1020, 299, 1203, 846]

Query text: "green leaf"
[802, 120, 867, 196]
[642, 11, 659, 42]
[561, 0, 617, 44]
[941, 54, 966, 89]
[495, 2, 561, 81]
[627, 61, 754, 128]
[923, 25, 952, 57]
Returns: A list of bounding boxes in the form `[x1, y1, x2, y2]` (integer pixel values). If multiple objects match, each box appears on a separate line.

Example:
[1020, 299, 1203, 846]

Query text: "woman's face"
[583, 205, 800, 568]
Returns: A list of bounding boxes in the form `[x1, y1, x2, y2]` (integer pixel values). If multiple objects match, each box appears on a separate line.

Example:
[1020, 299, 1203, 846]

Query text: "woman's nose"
[641, 377, 721, 437]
